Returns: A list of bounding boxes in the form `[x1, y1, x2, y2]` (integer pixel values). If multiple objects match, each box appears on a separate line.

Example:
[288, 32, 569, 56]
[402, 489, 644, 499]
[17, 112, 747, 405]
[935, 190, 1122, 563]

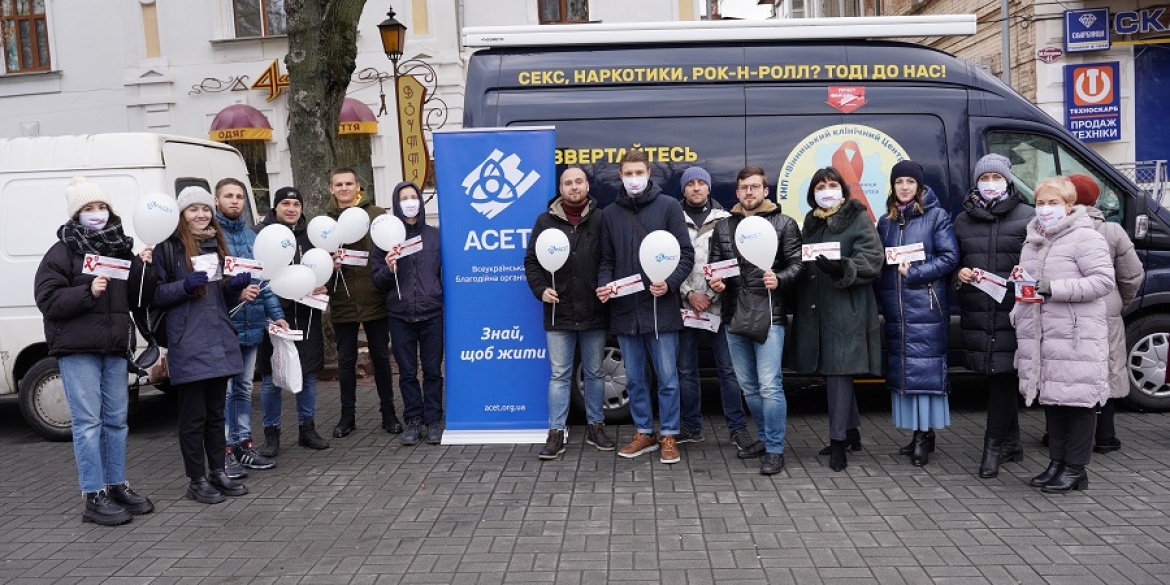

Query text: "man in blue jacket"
[596, 149, 694, 465]
[371, 182, 445, 446]
[215, 178, 286, 476]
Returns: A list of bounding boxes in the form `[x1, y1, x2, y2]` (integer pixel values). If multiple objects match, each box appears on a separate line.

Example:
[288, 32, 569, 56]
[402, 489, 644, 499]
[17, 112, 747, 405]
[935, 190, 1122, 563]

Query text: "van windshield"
[988, 132, 1125, 224]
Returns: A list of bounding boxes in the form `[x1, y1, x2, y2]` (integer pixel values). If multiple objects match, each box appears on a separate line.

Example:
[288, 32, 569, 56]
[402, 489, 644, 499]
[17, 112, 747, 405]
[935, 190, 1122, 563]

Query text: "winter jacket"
[325, 196, 388, 324]
[680, 199, 732, 314]
[370, 181, 443, 322]
[791, 198, 885, 376]
[256, 212, 325, 375]
[35, 224, 155, 357]
[597, 182, 695, 336]
[216, 212, 284, 347]
[707, 200, 803, 342]
[523, 196, 608, 331]
[1087, 206, 1144, 399]
[1011, 206, 1114, 408]
[151, 236, 245, 385]
[951, 187, 1032, 374]
[876, 188, 960, 395]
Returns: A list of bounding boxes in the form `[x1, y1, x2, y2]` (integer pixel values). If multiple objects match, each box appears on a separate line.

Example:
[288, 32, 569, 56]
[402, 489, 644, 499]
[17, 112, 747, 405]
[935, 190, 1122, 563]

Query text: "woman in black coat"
[34, 178, 156, 526]
[876, 161, 960, 467]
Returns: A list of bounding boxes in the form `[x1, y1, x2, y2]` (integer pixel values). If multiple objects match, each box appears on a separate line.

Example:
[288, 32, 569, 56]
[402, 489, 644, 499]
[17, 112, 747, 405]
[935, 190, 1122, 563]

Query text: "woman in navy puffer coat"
[876, 161, 959, 467]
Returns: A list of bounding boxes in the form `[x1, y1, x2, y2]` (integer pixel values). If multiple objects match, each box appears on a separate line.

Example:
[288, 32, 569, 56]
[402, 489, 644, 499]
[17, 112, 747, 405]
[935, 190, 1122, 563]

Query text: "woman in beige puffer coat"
[1011, 176, 1114, 494]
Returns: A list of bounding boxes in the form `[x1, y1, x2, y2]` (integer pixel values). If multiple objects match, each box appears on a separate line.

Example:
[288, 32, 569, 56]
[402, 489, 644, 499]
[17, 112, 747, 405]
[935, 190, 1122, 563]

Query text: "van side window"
[988, 132, 1125, 223]
[174, 178, 211, 199]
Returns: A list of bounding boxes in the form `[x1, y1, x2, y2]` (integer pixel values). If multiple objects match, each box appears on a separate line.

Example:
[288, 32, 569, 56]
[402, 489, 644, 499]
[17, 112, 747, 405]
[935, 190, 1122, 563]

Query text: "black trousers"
[985, 372, 1020, 440]
[1095, 398, 1117, 442]
[1045, 405, 1096, 466]
[334, 318, 395, 420]
[175, 377, 228, 478]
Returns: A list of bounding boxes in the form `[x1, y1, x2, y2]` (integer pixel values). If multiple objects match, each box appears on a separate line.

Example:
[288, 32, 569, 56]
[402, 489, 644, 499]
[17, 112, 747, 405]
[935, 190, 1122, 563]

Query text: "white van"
[0, 133, 256, 440]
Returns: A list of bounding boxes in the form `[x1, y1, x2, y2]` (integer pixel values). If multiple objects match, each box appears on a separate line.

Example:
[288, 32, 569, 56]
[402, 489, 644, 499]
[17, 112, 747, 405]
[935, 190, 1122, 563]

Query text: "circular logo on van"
[775, 124, 909, 223]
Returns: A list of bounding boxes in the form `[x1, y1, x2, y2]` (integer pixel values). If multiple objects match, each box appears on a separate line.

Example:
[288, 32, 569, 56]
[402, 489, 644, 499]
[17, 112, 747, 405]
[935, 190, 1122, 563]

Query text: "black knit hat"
[889, 160, 924, 189]
[272, 186, 303, 206]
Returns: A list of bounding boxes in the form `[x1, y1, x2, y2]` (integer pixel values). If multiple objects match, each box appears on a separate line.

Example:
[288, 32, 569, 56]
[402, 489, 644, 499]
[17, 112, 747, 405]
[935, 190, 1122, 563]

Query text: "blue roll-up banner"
[434, 127, 555, 444]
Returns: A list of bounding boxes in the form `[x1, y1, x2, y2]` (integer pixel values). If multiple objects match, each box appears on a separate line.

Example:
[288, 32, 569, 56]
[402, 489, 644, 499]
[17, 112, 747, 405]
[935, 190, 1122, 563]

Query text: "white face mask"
[977, 180, 1008, 200]
[622, 175, 649, 195]
[79, 210, 109, 230]
[1036, 204, 1068, 228]
[814, 189, 843, 209]
[400, 198, 420, 218]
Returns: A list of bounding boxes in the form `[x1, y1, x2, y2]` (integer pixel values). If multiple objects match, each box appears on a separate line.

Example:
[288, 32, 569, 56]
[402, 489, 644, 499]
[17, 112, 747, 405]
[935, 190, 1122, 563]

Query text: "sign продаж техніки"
[1064, 62, 1121, 143]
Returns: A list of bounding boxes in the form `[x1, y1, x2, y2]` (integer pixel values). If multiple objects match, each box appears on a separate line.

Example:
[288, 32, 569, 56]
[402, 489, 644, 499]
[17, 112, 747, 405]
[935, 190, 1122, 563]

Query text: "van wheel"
[571, 345, 632, 425]
[19, 357, 73, 442]
[1125, 314, 1170, 412]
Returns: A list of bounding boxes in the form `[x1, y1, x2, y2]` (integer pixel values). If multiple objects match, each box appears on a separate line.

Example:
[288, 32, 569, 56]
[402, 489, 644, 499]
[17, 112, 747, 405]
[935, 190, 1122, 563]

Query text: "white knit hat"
[65, 177, 112, 218]
[177, 186, 215, 212]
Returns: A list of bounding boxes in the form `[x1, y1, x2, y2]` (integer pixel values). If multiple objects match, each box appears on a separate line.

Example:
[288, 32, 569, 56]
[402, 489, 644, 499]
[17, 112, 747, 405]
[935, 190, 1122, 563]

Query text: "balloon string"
[653, 295, 659, 340]
[394, 270, 402, 300]
[229, 281, 270, 317]
[550, 272, 556, 327]
[338, 267, 351, 297]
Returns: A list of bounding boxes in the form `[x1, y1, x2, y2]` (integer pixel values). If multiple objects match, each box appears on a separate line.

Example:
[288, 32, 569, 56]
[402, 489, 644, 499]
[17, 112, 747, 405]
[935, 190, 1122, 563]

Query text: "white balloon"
[269, 264, 317, 301]
[253, 224, 296, 277]
[534, 229, 570, 273]
[300, 247, 334, 287]
[133, 192, 180, 246]
[337, 207, 370, 244]
[734, 216, 779, 270]
[307, 216, 341, 253]
[638, 230, 681, 283]
[369, 213, 407, 252]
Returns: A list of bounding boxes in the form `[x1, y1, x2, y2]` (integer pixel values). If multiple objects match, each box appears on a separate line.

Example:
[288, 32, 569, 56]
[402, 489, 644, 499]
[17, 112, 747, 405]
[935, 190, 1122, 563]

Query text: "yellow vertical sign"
[396, 74, 429, 188]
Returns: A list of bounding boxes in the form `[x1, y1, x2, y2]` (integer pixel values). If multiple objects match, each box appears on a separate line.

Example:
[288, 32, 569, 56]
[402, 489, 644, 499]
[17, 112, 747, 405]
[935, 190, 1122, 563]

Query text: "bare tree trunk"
[284, 0, 368, 217]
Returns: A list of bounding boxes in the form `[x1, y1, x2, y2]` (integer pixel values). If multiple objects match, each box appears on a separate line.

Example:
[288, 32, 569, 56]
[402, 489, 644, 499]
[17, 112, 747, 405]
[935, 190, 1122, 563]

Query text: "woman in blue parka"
[876, 161, 960, 467]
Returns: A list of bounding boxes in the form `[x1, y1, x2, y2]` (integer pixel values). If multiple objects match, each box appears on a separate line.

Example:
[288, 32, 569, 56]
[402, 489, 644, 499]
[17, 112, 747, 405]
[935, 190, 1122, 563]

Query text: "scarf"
[57, 219, 134, 258]
[191, 226, 217, 241]
[812, 200, 845, 220]
[562, 198, 587, 226]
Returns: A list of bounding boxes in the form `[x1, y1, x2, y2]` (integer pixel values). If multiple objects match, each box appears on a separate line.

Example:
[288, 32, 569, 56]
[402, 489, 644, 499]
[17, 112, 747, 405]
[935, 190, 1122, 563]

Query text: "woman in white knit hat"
[151, 186, 255, 504]
[33, 177, 157, 526]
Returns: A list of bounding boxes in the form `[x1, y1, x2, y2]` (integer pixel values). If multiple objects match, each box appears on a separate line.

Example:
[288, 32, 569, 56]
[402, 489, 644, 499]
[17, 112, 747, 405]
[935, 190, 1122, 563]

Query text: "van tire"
[571, 344, 633, 425]
[19, 357, 73, 442]
[1125, 314, 1170, 412]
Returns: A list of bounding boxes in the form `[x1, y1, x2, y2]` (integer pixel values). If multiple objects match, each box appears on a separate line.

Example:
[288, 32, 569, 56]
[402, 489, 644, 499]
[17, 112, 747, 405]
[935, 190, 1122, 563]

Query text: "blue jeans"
[727, 326, 788, 453]
[617, 332, 680, 436]
[260, 372, 319, 427]
[59, 354, 129, 493]
[546, 329, 607, 429]
[225, 344, 258, 444]
[678, 325, 747, 434]
[389, 315, 444, 425]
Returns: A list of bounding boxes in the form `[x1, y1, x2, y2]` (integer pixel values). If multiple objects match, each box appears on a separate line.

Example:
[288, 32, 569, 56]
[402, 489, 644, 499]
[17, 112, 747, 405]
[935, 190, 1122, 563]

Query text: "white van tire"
[1125, 314, 1170, 412]
[19, 357, 73, 442]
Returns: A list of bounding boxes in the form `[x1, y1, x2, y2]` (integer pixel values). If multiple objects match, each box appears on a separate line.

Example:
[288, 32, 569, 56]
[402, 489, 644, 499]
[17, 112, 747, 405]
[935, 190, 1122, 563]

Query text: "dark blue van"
[462, 24, 1170, 418]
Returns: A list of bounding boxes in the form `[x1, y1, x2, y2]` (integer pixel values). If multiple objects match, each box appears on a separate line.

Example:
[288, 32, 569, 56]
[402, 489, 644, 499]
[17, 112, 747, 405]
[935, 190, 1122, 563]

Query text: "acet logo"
[738, 232, 760, 243]
[547, 245, 568, 254]
[462, 148, 541, 220]
[654, 253, 677, 262]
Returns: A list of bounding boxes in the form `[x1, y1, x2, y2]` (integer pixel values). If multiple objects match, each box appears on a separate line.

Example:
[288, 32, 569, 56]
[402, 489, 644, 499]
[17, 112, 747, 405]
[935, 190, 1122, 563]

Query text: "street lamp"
[377, 6, 408, 183]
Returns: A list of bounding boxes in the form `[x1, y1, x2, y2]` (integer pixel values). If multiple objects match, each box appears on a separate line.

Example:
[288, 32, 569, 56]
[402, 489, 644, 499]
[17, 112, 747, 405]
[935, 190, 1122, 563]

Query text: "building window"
[2, 0, 50, 73]
[539, 0, 588, 24]
[233, 0, 286, 38]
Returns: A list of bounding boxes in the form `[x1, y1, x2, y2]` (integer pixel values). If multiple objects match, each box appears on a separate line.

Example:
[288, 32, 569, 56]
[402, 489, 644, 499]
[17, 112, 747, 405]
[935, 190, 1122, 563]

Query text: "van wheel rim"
[1129, 332, 1170, 399]
[37, 374, 72, 428]
[599, 347, 629, 411]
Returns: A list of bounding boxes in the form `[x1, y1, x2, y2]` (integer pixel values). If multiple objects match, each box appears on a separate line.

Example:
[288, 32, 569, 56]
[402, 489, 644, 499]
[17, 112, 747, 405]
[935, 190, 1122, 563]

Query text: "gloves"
[1036, 278, 1052, 297]
[227, 271, 252, 292]
[815, 255, 845, 279]
[183, 271, 209, 294]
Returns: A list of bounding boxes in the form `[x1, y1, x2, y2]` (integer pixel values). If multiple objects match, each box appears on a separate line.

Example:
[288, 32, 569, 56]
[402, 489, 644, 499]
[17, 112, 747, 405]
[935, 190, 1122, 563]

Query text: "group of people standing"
[525, 150, 1140, 492]
[37, 168, 446, 525]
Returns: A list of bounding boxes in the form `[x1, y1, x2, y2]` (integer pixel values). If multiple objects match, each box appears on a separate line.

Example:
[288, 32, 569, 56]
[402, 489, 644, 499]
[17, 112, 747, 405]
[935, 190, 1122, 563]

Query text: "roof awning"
[339, 98, 378, 135]
[209, 104, 273, 142]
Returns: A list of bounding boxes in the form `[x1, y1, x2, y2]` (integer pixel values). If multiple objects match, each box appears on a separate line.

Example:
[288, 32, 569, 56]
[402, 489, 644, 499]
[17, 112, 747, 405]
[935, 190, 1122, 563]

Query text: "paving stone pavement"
[1, 379, 1169, 585]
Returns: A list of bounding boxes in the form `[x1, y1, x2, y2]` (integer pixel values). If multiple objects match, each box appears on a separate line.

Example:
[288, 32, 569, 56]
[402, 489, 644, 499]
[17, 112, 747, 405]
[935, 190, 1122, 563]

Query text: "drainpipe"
[1001, 0, 1011, 86]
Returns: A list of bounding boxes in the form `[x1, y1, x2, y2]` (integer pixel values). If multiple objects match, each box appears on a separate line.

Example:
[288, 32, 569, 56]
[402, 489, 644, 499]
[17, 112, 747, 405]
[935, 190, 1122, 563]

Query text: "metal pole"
[1001, 0, 1010, 86]
[391, 59, 405, 183]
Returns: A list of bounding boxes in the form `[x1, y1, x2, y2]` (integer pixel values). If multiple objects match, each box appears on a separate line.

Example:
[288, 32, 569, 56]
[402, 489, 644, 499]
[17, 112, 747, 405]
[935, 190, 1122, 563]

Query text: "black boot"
[538, 429, 566, 460]
[1029, 460, 1064, 488]
[819, 428, 862, 455]
[106, 482, 154, 515]
[333, 412, 356, 439]
[1002, 428, 1024, 461]
[910, 430, 932, 467]
[900, 429, 934, 456]
[186, 477, 226, 504]
[209, 471, 248, 497]
[1041, 464, 1088, 493]
[298, 419, 330, 450]
[82, 490, 132, 526]
[829, 439, 848, 472]
[259, 426, 280, 458]
[978, 437, 1006, 478]
[382, 413, 404, 435]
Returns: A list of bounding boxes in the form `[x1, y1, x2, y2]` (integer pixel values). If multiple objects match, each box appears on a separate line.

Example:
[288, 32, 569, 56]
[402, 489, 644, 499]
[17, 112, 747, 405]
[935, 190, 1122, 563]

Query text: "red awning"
[209, 104, 273, 142]
[339, 98, 378, 135]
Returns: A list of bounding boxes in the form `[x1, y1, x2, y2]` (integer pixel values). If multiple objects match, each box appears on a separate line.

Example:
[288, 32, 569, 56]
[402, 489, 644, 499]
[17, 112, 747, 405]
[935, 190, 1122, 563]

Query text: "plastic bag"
[270, 333, 303, 394]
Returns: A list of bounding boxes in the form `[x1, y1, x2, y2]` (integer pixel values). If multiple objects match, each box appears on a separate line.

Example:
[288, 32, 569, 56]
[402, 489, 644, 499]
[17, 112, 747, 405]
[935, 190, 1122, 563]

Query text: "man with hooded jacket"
[371, 181, 445, 446]
[596, 149, 694, 465]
